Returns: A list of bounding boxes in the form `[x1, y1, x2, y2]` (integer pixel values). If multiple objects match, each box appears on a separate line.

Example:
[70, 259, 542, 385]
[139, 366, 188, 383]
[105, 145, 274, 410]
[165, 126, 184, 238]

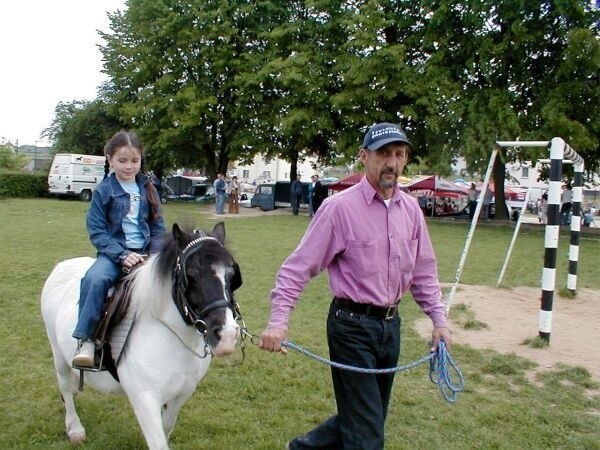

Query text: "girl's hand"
[122, 253, 147, 273]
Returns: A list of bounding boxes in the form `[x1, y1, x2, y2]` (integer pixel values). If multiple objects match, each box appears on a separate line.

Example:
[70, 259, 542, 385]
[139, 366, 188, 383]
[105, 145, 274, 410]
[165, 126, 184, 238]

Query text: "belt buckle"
[384, 305, 397, 320]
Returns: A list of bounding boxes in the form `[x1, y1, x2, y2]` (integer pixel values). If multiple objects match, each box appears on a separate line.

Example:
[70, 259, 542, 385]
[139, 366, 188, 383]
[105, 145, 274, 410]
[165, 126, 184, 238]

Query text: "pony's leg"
[124, 390, 169, 450]
[161, 394, 188, 440]
[54, 359, 86, 443]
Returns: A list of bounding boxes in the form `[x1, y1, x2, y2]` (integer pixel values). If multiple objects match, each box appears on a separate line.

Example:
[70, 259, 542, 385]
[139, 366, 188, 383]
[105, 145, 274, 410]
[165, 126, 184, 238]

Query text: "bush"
[0, 172, 48, 198]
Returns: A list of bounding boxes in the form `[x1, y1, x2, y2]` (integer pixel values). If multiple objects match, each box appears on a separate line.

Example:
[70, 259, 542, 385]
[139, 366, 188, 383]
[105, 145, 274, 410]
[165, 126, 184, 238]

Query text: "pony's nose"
[211, 324, 239, 357]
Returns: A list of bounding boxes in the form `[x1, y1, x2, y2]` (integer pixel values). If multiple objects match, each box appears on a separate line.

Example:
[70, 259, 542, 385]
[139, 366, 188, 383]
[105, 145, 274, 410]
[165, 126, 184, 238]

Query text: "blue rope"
[282, 340, 464, 403]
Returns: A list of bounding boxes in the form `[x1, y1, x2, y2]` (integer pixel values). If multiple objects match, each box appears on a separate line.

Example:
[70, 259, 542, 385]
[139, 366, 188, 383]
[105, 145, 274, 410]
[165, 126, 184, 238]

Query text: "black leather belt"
[333, 297, 398, 320]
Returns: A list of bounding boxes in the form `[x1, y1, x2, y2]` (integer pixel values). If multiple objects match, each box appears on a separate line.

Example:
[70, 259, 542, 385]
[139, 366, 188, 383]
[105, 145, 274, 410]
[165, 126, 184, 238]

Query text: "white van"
[47, 153, 106, 201]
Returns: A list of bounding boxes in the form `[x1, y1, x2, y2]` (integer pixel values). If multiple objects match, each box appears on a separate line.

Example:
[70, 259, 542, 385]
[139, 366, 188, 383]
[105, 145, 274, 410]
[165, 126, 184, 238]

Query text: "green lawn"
[0, 198, 598, 449]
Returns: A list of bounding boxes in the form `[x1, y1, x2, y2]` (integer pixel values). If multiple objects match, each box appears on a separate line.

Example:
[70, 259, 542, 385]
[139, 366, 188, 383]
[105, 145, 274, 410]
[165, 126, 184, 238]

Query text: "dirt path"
[414, 285, 600, 382]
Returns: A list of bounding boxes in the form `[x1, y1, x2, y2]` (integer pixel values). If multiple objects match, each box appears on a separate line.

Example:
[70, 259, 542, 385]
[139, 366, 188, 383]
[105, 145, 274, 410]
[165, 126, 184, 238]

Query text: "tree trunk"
[493, 154, 509, 220]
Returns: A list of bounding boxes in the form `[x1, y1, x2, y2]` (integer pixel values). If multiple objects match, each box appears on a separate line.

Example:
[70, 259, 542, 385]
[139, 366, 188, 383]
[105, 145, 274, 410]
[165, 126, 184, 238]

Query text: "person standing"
[214, 173, 226, 214]
[538, 191, 548, 224]
[291, 174, 303, 215]
[482, 186, 493, 219]
[228, 175, 240, 214]
[468, 183, 478, 220]
[308, 175, 318, 217]
[72, 131, 166, 368]
[312, 175, 328, 215]
[259, 122, 451, 450]
[560, 183, 572, 225]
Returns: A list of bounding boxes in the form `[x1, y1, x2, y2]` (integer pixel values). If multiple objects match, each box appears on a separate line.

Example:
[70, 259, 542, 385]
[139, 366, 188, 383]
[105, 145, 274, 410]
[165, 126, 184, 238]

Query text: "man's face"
[360, 143, 409, 192]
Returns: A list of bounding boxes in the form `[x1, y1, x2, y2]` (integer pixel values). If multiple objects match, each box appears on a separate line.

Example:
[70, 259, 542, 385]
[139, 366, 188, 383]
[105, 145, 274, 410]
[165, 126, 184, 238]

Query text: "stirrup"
[72, 343, 104, 372]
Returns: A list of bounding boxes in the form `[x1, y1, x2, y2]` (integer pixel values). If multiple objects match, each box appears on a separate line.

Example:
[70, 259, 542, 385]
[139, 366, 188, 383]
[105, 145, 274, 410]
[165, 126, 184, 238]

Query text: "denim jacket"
[86, 173, 166, 263]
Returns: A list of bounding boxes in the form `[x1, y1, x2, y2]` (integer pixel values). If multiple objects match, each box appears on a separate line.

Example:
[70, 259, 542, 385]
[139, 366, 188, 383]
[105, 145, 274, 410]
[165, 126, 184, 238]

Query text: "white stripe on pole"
[544, 225, 559, 249]
[539, 310, 553, 333]
[541, 267, 556, 291]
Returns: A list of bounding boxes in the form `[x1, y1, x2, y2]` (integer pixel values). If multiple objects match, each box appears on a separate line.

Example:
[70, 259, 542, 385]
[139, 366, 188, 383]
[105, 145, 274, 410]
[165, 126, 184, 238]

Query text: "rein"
[239, 328, 464, 403]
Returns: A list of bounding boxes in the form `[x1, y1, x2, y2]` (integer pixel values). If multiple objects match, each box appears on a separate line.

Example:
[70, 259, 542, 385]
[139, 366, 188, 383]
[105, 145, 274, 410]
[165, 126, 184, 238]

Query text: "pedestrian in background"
[228, 175, 240, 214]
[560, 183, 572, 225]
[291, 174, 303, 215]
[214, 173, 226, 214]
[468, 182, 477, 220]
[482, 185, 493, 219]
[259, 122, 451, 450]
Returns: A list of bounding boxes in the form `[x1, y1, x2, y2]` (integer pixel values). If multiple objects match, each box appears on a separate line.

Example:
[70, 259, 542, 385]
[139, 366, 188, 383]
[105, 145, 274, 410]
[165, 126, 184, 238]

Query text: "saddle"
[73, 268, 137, 379]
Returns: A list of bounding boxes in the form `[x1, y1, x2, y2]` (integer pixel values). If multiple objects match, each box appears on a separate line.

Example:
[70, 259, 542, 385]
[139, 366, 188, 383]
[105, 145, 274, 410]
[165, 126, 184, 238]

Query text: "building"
[229, 154, 323, 184]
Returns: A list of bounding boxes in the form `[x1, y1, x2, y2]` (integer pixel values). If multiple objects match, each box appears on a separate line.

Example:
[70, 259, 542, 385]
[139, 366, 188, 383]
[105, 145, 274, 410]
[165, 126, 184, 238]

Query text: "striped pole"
[539, 138, 584, 342]
[568, 161, 585, 291]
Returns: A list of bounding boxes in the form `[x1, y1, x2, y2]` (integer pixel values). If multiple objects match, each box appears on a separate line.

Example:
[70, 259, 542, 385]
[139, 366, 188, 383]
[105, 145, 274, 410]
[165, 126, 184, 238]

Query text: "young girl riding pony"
[72, 131, 166, 368]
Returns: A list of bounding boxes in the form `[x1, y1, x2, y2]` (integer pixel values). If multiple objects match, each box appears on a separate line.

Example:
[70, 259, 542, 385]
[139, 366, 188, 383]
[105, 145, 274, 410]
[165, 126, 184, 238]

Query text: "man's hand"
[258, 327, 288, 354]
[431, 326, 452, 353]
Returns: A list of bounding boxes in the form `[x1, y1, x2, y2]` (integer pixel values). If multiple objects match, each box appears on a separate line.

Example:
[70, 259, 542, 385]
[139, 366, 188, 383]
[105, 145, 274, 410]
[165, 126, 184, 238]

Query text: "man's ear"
[358, 147, 368, 165]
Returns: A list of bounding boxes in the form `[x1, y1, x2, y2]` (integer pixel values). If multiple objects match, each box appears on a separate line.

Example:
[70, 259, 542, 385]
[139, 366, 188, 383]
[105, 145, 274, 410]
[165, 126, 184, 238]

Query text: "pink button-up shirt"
[269, 176, 447, 329]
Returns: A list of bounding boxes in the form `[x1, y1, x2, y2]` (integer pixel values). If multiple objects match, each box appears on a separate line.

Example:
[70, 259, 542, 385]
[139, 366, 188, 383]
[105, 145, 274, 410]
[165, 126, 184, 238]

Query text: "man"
[291, 174, 303, 215]
[482, 185, 493, 219]
[312, 175, 328, 215]
[213, 173, 226, 214]
[468, 182, 478, 220]
[560, 183, 572, 225]
[259, 122, 451, 450]
[308, 175, 319, 217]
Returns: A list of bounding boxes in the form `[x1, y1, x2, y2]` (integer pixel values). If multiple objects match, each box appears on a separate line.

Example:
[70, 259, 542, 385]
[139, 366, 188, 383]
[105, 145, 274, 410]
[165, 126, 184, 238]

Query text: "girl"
[72, 131, 166, 368]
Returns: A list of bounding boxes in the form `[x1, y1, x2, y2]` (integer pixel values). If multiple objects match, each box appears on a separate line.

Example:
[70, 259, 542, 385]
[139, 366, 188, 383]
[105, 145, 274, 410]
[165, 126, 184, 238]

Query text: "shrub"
[0, 172, 48, 198]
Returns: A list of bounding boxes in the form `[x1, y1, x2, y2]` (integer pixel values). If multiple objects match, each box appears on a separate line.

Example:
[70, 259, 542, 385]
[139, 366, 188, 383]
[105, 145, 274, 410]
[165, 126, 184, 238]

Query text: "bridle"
[171, 235, 237, 337]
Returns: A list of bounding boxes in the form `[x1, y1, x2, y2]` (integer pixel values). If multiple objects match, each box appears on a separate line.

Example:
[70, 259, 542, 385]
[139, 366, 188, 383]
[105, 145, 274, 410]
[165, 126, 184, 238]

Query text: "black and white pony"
[41, 223, 242, 449]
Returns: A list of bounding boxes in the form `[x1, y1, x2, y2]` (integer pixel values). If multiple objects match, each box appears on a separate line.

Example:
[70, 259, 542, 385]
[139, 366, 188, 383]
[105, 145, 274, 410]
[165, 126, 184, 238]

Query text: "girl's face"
[107, 146, 142, 183]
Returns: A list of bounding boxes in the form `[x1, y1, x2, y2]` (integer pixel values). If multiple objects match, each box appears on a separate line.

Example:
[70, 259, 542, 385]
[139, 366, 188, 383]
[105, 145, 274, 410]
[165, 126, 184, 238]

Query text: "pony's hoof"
[67, 430, 86, 445]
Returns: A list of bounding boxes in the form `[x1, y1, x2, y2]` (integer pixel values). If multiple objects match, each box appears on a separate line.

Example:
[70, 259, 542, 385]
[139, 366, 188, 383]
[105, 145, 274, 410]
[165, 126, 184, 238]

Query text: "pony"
[41, 222, 242, 449]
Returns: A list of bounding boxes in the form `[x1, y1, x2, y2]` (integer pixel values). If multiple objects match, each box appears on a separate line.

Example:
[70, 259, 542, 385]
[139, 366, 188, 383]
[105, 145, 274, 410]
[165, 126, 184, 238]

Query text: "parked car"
[168, 183, 216, 203]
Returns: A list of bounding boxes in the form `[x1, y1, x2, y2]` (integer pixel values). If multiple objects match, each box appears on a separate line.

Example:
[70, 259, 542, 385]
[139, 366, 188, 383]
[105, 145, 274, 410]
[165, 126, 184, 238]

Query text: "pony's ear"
[212, 222, 226, 245]
[231, 262, 243, 291]
[172, 223, 188, 249]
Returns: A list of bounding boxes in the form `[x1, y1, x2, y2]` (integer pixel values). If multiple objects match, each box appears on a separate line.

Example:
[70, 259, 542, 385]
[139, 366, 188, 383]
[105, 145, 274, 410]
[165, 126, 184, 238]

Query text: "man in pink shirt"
[259, 122, 452, 450]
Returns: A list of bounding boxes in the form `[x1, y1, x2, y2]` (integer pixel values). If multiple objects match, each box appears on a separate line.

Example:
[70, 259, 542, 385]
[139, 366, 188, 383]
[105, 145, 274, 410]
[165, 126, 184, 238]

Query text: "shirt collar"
[357, 174, 403, 205]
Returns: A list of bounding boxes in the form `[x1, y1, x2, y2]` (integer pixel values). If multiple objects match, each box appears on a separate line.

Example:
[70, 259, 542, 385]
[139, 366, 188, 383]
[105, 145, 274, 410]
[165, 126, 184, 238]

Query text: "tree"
[0, 143, 29, 171]
[417, 0, 599, 218]
[42, 100, 124, 156]
[234, 0, 349, 179]
[101, 0, 270, 178]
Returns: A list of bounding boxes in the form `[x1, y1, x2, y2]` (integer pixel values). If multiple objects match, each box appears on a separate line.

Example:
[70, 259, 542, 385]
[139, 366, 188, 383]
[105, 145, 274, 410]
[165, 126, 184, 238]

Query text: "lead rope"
[240, 329, 464, 403]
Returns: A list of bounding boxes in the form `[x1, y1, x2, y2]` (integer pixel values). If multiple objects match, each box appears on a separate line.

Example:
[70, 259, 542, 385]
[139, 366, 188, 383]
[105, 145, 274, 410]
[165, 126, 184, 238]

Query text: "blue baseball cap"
[362, 122, 411, 150]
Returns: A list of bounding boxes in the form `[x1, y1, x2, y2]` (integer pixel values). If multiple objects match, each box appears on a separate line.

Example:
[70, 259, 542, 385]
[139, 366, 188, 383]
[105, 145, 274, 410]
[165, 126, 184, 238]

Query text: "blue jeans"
[72, 254, 122, 340]
[216, 193, 226, 214]
[289, 301, 401, 450]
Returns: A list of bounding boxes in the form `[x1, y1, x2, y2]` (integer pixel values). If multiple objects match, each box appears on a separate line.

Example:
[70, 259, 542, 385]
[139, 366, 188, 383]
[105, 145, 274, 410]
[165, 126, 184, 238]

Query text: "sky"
[1, 0, 126, 146]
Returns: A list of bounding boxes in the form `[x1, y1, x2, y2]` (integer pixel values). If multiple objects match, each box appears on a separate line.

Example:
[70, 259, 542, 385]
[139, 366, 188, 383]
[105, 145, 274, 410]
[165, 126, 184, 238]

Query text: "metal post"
[446, 146, 498, 315]
[538, 138, 584, 342]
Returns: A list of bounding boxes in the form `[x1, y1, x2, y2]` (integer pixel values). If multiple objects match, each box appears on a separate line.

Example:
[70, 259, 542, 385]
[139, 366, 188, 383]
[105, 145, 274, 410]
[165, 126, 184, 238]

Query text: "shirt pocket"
[391, 238, 418, 273]
[345, 239, 379, 276]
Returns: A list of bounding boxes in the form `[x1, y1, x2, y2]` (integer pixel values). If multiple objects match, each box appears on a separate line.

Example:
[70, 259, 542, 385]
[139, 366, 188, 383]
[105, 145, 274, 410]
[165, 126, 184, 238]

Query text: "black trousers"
[289, 301, 401, 450]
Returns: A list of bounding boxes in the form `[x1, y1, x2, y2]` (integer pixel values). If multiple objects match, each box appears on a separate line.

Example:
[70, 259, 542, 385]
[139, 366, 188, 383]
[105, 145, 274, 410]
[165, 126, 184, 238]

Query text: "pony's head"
[159, 222, 242, 357]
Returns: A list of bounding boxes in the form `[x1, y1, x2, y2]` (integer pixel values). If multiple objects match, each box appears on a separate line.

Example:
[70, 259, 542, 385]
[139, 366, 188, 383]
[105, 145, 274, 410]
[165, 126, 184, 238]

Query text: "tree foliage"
[49, 0, 597, 194]
[42, 100, 124, 156]
[0, 144, 29, 171]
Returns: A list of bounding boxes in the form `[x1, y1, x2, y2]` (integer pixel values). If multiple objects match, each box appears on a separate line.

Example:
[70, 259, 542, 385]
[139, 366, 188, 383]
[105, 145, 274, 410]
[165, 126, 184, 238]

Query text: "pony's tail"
[103, 159, 110, 180]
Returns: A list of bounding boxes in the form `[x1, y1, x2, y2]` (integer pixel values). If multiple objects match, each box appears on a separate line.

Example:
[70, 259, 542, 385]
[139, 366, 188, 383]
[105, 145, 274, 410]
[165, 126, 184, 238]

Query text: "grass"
[1, 198, 599, 449]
